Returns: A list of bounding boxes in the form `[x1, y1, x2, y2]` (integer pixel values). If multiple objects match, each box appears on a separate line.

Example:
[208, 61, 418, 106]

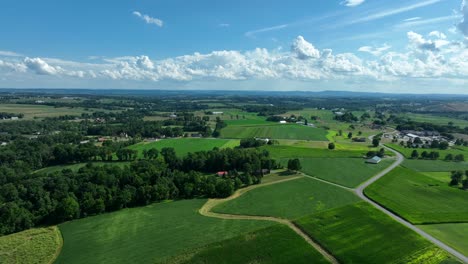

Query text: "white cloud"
[341, 0, 365, 7]
[358, 44, 392, 56]
[24, 57, 61, 75]
[458, 0, 468, 36]
[0, 51, 23, 57]
[395, 15, 459, 29]
[291, 36, 320, 60]
[218, 23, 230, 28]
[245, 24, 288, 37]
[403, 17, 421, 22]
[133, 11, 163, 27]
[429, 31, 447, 39]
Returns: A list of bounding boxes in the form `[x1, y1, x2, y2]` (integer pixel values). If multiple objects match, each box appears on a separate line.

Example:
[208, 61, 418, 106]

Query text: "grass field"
[56, 199, 272, 264]
[0, 227, 62, 264]
[220, 124, 328, 141]
[386, 143, 468, 161]
[0, 103, 103, 120]
[296, 202, 452, 264]
[213, 177, 359, 219]
[287, 157, 395, 188]
[160, 225, 328, 264]
[264, 145, 368, 159]
[419, 223, 468, 256]
[35, 161, 131, 174]
[400, 113, 468, 128]
[365, 167, 468, 224]
[402, 159, 468, 172]
[127, 138, 239, 157]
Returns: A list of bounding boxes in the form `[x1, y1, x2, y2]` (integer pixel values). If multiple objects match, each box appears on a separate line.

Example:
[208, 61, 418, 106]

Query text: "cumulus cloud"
[458, 0, 468, 36]
[358, 44, 391, 56]
[291, 36, 320, 60]
[24, 57, 61, 75]
[341, 0, 365, 7]
[133, 11, 163, 27]
[0, 50, 23, 57]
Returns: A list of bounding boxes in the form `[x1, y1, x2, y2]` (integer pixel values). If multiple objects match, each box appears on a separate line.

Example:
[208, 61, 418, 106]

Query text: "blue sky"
[0, 0, 467, 93]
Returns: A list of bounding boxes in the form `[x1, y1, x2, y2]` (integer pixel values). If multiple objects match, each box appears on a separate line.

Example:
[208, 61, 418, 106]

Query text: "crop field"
[286, 157, 395, 188]
[0, 103, 104, 120]
[386, 143, 467, 161]
[160, 225, 328, 264]
[419, 223, 468, 256]
[264, 145, 368, 159]
[56, 199, 272, 264]
[220, 124, 328, 141]
[402, 159, 468, 172]
[365, 167, 468, 224]
[295, 202, 452, 264]
[213, 177, 359, 219]
[0, 227, 61, 264]
[35, 161, 131, 174]
[400, 113, 468, 128]
[127, 138, 239, 157]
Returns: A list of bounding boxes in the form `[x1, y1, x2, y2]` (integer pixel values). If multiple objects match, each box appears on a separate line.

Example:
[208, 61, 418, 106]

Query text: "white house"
[366, 156, 382, 164]
[279, 120, 287, 124]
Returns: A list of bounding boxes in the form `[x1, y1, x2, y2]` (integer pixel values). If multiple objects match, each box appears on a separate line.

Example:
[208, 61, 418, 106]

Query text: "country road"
[356, 144, 468, 264]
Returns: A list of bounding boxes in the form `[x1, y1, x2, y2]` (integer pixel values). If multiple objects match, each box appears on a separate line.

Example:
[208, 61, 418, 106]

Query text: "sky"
[0, 0, 467, 94]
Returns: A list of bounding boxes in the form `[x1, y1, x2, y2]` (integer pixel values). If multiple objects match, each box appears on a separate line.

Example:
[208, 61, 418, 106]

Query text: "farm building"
[216, 171, 229, 177]
[366, 156, 382, 164]
[279, 120, 287, 124]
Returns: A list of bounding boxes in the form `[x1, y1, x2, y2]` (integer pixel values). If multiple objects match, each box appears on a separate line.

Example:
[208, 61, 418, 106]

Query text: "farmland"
[295, 202, 452, 264]
[402, 159, 468, 172]
[127, 138, 240, 157]
[365, 167, 468, 224]
[213, 177, 359, 219]
[160, 225, 329, 264]
[220, 124, 328, 141]
[264, 145, 367, 159]
[386, 143, 468, 161]
[291, 157, 395, 187]
[0, 103, 106, 120]
[56, 199, 272, 264]
[0, 227, 61, 264]
[419, 223, 468, 256]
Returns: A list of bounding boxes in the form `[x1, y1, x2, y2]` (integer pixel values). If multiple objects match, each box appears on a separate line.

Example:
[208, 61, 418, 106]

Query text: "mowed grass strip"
[402, 159, 468, 172]
[213, 177, 359, 220]
[56, 199, 272, 264]
[35, 161, 131, 174]
[128, 138, 239, 157]
[365, 167, 468, 224]
[160, 225, 329, 264]
[220, 124, 328, 141]
[295, 202, 452, 264]
[283, 157, 395, 188]
[419, 223, 468, 256]
[0, 227, 62, 264]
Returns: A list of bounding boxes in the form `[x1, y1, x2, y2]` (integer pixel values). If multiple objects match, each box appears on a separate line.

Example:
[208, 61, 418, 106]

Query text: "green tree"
[411, 150, 419, 159]
[328, 142, 335, 150]
[372, 138, 380, 147]
[287, 159, 302, 172]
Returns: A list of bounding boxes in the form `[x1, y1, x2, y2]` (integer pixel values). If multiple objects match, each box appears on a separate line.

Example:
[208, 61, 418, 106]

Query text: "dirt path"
[199, 176, 339, 264]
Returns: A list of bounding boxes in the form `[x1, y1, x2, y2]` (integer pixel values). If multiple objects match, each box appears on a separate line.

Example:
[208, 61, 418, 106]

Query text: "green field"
[289, 157, 395, 188]
[264, 145, 367, 160]
[296, 202, 452, 264]
[365, 167, 468, 224]
[0, 227, 61, 264]
[160, 225, 328, 264]
[56, 199, 272, 264]
[220, 124, 328, 141]
[386, 144, 468, 161]
[35, 161, 131, 174]
[127, 138, 239, 157]
[400, 113, 468, 128]
[419, 223, 468, 256]
[0, 103, 106, 120]
[402, 159, 468, 172]
[213, 177, 359, 219]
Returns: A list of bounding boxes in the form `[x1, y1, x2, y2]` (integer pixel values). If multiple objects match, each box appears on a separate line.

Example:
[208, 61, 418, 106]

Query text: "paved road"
[356, 144, 468, 263]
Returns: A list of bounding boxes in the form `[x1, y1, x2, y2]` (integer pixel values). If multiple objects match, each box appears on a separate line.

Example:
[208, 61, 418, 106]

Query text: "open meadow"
[159, 225, 329, 264]
[402, 159, 468, 172]
[35, 161, 131, 174]
[295, 202, 453, 264]
[0, 227, 61, 264]
[365, 167, 468, 224]
[55, 199, 272, 264]
[213, 177, 359, 219]
[386, 143, 468, 161]
[127, 138, 239, 157]
[220, 124, 328, 141]
[0, 103, 109, 120]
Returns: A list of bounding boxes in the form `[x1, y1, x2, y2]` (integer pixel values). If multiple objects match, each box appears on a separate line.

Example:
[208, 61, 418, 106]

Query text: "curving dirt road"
[356, 145, 468, 264]
[199, 176, 339, 264]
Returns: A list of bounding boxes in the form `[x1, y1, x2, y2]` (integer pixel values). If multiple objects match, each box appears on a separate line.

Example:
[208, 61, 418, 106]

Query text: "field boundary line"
[301, 173, 354, 191]
[48, 226, 64, 264]
[199, 175, 340, 264]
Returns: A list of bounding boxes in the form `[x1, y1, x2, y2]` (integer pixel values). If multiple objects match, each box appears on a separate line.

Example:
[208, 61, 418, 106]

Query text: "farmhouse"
[279, 120, 287, 124]
[216, 171, 228, 177]
[366, 156, 382, 164]
[213, 112, 224, 115]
